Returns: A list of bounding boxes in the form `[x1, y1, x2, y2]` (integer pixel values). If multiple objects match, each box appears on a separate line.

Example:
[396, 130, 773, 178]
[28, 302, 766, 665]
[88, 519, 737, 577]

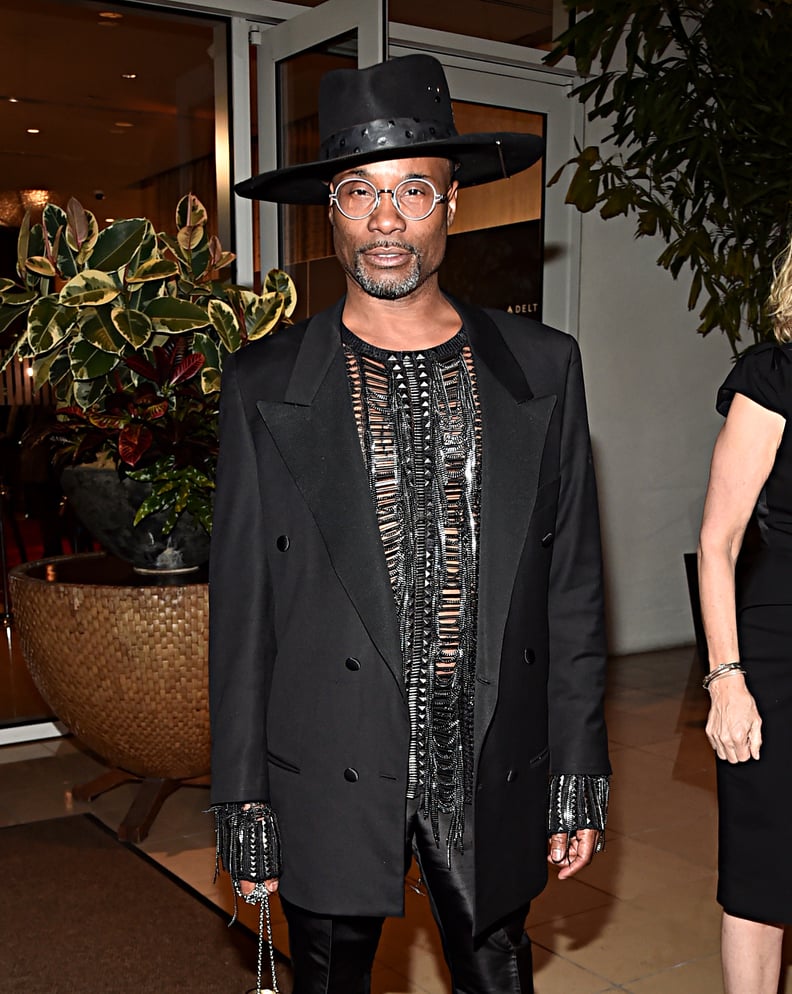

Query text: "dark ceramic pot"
[60, 465, 211, 573]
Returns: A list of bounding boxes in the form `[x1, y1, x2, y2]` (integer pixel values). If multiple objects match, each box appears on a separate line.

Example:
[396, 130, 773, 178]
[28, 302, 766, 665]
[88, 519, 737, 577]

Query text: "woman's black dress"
[715, 341, 792, 924]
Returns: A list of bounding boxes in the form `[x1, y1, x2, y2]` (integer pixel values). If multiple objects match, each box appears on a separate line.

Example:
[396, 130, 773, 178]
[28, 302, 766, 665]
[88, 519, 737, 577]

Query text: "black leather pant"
[281, 807, 534, 994]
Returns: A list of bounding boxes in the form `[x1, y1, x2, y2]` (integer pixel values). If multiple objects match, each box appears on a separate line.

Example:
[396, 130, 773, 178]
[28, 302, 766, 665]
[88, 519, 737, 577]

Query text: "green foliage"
[0, 194, 296, 533]
[546, 0, 792, 352]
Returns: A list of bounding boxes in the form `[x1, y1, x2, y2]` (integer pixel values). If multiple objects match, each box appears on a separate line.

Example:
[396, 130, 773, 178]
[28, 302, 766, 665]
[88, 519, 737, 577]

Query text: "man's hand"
[240, 878, 279, 896]
[547, 829, 600, 880]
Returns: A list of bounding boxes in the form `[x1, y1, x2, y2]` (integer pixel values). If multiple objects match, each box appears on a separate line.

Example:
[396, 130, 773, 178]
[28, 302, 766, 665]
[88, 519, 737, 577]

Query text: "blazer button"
[523, 648, 536, 665]
[344, 767, 359, 783]
[276, 535, 290, 551]
[541, 531, 554, 548]
[345, 657, 361, 671]
[506, 769, 519, 783]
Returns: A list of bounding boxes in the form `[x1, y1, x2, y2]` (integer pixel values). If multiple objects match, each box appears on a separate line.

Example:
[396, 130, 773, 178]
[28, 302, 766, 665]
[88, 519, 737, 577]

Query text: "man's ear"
[326, 184, 334, 225]
[446, 180, 459, 228]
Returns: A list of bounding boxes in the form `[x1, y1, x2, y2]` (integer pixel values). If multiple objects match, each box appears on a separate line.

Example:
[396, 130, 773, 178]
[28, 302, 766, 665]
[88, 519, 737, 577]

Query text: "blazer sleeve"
[547, 338, 610, 776]
[209, 354, 276, 805]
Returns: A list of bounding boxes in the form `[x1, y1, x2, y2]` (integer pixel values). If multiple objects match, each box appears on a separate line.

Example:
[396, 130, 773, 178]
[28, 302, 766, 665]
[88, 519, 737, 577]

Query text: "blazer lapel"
[256, 303, 404, 693]
[255, 299, 557, 717]
[461, 304, 557, 748]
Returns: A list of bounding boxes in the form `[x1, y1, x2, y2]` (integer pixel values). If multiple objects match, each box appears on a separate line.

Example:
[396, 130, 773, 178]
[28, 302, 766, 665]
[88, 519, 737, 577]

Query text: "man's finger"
[548, 833, 569, 864]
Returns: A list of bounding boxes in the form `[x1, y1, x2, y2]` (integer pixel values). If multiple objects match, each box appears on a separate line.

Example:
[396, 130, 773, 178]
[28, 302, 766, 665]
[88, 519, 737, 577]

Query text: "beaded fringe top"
[343, 326, 481, 858]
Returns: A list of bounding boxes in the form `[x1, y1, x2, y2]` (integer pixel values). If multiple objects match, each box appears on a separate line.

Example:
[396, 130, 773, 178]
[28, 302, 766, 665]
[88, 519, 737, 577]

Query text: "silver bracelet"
[702, 661, 746, 690]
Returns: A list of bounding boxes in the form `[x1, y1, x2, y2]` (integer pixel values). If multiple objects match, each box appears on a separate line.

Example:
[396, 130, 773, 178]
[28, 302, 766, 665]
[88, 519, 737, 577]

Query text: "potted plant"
[545, 0, 792, 352]
[0, 194, 295, 571]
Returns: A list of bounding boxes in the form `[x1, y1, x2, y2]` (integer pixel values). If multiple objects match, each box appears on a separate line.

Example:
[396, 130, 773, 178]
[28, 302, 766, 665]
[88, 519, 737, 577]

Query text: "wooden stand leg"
[72, 769, 210, 843]
[117, 777, 180, 843]
[72, 768, 139, 802]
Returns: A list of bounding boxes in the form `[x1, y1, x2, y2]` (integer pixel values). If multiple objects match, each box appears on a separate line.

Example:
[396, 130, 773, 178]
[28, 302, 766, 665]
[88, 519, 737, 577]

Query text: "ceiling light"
[121, 73, 137, 80]
[27, 128, 40, 134]
[8, 97, 18, 103]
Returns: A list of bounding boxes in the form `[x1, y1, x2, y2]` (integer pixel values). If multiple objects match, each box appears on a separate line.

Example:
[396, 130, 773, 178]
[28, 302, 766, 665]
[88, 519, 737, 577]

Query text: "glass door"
[412, 46, 581, 335]
[252, 0, 581, 334]
[250, 0, 387, 300]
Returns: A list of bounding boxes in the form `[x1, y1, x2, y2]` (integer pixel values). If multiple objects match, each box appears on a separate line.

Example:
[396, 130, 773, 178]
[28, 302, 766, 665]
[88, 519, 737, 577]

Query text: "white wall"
[576, 194, 734, 655]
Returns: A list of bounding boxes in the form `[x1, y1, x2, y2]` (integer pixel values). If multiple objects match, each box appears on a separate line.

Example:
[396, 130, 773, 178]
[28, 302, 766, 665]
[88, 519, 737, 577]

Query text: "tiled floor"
[2, 645, 791, 993]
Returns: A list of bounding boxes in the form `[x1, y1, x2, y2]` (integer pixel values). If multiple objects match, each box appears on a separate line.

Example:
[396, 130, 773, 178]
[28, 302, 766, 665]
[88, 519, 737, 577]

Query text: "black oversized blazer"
[209, 296, 610, 934]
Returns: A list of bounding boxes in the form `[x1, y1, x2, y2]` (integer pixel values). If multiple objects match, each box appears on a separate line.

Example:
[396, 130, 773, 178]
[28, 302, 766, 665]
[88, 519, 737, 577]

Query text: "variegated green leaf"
[192, 331, 221, 367]
[24, 256, 57, 279]
[32, 344, 68, 392]
[144, 296, 211, 333]
[88, 218, 153, 272]
[126, 258, 179, 283]
[207, 299, 240, 352]
[44, 203, 78, 279]
[41, 350, 72, 393]
[247, 292, 285, 341]
[157, 232, 187, 266]
[72, 376, 107, 409]
[176, 194, 208, 230]
[0, 288, 36, 306]
[111, 306, 153, 347]
[264, 269, 297, 318]
[177, 223, 204, 253]
[59, 271, 121, 308]
[27, 296, 76, 354]
[79, 308, 127, 354]
[200, 367, 221, 395]
[68, 338, 120, 381]
[132, 487, 174, 525]
[16, 211, 31, 281]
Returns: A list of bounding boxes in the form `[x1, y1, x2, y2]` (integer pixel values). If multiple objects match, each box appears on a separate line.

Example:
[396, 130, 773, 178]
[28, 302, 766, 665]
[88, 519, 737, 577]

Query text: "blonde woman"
[698, 239, 792, 994]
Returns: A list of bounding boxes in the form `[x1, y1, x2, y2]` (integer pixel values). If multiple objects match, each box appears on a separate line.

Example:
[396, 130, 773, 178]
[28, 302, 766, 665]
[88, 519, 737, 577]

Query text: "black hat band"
[320, 116, 458, 162]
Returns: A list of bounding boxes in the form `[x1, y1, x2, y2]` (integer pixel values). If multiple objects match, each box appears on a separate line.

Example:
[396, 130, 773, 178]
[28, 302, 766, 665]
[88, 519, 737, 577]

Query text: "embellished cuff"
[547, 774, 609, 853]
[210, 802, 283, 893]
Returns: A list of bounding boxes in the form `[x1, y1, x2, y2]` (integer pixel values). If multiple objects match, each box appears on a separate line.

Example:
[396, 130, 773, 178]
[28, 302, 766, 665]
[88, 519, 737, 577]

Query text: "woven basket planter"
[10, 553, 210, 780]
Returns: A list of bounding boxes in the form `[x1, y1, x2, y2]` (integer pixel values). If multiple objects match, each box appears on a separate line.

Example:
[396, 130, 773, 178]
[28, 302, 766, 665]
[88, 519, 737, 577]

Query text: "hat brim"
[234, 132, 545, 204]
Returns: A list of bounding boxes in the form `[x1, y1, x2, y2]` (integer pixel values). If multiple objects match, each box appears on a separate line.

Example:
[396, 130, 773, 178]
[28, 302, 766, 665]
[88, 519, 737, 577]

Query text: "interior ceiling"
[0, 0, 555, 227]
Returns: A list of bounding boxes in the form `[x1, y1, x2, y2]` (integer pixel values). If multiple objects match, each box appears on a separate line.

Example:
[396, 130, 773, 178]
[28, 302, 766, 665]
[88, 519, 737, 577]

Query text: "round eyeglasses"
[329, 177, 449, 221]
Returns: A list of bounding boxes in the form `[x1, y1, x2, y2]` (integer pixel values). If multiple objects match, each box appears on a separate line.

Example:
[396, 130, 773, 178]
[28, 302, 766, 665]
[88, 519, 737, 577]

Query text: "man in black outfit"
[209, 54, 610, 994]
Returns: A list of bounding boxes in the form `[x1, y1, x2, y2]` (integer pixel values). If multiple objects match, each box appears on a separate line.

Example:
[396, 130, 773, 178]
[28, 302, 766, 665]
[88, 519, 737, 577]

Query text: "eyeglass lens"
[332, 178, 443, 220]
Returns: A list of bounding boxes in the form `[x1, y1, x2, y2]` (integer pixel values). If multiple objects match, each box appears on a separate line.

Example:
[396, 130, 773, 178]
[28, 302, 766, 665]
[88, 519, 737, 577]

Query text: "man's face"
[329, 156, 458, 301]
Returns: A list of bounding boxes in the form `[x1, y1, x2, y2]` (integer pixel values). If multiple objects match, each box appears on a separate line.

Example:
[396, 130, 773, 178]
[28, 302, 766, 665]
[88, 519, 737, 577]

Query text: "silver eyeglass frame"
[328, 176, 450, 221]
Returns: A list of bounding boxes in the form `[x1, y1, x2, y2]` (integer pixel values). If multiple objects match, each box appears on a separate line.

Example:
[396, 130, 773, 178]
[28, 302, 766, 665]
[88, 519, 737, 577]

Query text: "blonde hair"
[768, 236, 792, 343]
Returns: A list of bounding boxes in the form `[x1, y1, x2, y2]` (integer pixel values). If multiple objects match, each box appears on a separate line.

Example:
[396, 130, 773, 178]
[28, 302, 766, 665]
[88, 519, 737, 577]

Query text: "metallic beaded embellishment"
[344, 328, 481, 858]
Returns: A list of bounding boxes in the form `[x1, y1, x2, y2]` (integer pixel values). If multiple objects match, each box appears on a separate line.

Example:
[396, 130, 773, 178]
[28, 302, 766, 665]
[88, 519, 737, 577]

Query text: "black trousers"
[281, 807, 534, 994]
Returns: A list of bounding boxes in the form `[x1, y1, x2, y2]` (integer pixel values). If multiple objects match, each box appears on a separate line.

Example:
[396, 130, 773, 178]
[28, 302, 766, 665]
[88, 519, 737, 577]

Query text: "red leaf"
[118, 424, 153, 466]
[124, 353, 159, 382]
[87, 413, 127, 430]
[153, 345, 173, 384]
[170, 352, 205, 386]
[139, 400, 169, 421]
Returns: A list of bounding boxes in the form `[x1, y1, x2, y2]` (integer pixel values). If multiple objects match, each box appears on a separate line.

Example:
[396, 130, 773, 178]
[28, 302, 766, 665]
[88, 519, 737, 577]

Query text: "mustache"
[356, 240, 418, 255]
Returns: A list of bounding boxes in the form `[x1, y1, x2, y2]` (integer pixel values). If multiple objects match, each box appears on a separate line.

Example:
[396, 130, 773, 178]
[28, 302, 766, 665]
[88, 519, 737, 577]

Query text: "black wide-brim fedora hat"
[235, 54, 545, 204]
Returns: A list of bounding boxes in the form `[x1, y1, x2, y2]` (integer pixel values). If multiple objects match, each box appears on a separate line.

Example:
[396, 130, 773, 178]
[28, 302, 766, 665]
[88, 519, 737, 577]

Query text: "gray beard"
[352, 243, 422, 300]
